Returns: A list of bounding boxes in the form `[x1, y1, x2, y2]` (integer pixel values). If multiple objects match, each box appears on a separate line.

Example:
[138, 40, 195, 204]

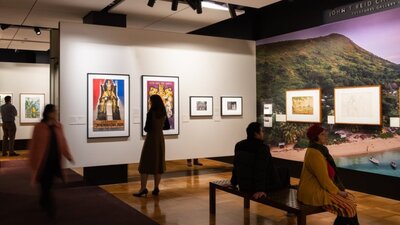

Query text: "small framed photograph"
[264, 116, 273, 127]
[264, 104, 273, 115]
[190, 96, 213, 117]
[20, 93, 45, 123]
[286, 88, 321, 123]
[221, 96, 242, 116]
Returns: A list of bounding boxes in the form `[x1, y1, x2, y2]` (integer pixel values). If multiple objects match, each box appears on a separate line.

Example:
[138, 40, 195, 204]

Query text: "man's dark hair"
[4, 96, 11, 103]
[246, 122, 261, 139]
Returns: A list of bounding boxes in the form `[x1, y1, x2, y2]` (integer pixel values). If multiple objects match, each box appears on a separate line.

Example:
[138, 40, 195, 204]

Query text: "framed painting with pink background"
[141, 75, 179, 136]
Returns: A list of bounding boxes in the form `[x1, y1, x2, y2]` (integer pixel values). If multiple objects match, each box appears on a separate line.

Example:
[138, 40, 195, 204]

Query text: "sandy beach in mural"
[271, 135, 400, 161]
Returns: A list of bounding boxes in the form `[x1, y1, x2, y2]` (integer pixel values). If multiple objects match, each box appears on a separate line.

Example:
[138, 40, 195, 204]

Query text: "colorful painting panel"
[87, 73, 130, 138]
[20, 93, 45, 123]
[142, 75, 179, 136]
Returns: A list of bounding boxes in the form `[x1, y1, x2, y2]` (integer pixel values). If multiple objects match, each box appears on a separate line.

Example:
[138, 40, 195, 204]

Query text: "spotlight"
[34, 27, 41, 35]
[196, 0, 202, 14]
[147, 0, 156, 7]
[172, 0, 178, 11]
[1, 24, 10, 30]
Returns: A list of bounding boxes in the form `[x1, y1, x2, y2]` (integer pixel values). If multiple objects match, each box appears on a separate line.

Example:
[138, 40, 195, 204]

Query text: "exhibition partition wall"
[59, 22, 256, 168]
[0, 62, 50, 140]
[256, 7, 400, 178]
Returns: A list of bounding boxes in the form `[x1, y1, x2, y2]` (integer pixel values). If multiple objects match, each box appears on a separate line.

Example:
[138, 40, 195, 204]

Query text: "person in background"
[134, 95, 170, 197]
[230, 122, 290, 200]
[297, 124, 359, 225]
[187, 158, 202, 167]
[29, 104, 74, 217]
[0, 95, 19, 157]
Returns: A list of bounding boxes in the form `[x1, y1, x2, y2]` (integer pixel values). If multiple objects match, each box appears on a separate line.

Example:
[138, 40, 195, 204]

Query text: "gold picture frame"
[286, 88, 321, 123]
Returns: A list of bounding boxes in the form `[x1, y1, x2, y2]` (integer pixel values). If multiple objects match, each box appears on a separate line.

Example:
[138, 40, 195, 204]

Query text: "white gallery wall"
[60, 22, 256, 168]
[0, 62, 50, 140]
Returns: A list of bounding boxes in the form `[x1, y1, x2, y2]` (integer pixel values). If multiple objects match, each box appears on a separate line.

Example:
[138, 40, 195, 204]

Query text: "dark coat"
[29, 122, 73, 183]
[138, 111, 167, 174]
[230, 138, 288, 193]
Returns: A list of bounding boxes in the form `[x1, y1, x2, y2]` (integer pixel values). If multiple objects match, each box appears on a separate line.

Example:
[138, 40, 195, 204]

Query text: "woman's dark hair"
[41, 104, 56, 122]
[149, 95, 167, 118]
[246, 122, 261, 139]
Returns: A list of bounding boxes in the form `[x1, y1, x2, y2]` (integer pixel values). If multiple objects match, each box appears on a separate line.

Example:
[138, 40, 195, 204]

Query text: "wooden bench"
[209, 180, 325, 225]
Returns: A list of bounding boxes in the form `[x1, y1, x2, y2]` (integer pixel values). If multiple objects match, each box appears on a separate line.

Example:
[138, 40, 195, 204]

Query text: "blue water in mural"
[335, 149, 400, 178]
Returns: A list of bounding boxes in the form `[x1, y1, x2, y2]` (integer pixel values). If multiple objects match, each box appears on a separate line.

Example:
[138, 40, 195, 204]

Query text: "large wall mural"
[257, 7, 400, 177]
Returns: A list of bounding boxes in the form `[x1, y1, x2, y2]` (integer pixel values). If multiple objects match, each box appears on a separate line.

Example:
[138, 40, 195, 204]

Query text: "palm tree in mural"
[25, 98, 40, 118]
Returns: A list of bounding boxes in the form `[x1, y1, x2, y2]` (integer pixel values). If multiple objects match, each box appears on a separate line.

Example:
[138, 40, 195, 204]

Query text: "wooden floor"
[3, 152, 400, 225]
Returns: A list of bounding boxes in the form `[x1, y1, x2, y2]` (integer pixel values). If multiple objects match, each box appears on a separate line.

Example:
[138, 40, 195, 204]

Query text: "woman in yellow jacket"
[298, 124, 359, 225]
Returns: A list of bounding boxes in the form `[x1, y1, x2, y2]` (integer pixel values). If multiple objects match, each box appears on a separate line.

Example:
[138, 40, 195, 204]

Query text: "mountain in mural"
[257, 33, 400, 122]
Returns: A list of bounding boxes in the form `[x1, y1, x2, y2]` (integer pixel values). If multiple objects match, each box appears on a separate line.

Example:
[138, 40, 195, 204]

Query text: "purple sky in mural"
[257, 7, 400, 64]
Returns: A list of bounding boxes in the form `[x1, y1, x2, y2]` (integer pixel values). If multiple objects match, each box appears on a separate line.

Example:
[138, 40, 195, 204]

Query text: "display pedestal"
[83, 164, 127, 185]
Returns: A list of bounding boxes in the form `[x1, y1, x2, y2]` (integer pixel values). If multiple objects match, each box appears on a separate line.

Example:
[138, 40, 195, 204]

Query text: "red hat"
[306, 124, 324, 141]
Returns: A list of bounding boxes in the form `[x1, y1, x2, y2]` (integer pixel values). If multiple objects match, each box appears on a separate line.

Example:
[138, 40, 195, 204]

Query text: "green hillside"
[257, 33, 400, 143]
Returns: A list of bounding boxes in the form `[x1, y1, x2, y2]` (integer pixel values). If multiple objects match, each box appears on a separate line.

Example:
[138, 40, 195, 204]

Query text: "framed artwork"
[286, 88, 321, 123]
[221, 96, 242, 116]
[0, 93, 13, 123]
[20, 93, 45, 123]
[264, 103, 273, 115]
[142, 75, 179, 136]
[87, 73, 130, 138]
[264, 116, 273, 127]
[334, 85, 381, 125]
[190, 96, 213, 117]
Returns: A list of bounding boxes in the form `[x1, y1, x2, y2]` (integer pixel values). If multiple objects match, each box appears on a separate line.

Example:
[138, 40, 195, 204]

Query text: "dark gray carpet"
[0, 160, 159, 225]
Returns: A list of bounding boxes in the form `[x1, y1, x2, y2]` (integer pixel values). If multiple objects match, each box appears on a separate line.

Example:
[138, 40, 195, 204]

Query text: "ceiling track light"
[172, 0, 179, 11]
[1, 24, 11, 30]
[34, 27, 41, 35]
[148, 0, 156, 7]
[186, 0, 203, 14]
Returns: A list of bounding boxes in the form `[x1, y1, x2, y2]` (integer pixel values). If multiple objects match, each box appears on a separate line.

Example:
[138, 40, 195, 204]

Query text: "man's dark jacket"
[230, 138, 287, 193]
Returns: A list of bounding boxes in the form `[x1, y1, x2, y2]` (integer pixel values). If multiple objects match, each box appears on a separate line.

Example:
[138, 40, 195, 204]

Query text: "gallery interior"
[1, 0, 399, 225]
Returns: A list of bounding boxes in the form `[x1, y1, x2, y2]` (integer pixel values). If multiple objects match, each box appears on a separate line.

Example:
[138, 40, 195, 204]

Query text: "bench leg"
[297, 214, 306, 225]
[244, 198, 250, 209]
[209, 183, 216, 214]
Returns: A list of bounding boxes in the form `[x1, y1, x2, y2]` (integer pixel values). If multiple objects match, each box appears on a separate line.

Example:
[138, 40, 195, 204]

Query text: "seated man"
[230, 122, 290, 199]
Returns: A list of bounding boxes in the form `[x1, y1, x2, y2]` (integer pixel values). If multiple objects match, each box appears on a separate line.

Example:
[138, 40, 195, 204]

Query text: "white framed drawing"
[190, 96, 213, 117]
[221, 96, 242, 116]
[20, 93, 45, 123]
[334, 85, 381, 125]
[286, 88, 321, 123]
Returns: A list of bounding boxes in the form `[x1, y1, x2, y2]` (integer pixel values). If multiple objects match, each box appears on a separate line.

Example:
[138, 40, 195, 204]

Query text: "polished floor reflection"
[99, 159, 400, 225]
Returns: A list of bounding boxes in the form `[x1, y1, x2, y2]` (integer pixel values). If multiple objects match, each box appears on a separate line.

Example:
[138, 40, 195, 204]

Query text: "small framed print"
[286, 88, 321, 123]
[221, 96, 242, 116]
[264, 104, 273, 115]
[190, 96, 213, 117]
[20, 93, 45, 123]
[264, 116, 273, 127]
